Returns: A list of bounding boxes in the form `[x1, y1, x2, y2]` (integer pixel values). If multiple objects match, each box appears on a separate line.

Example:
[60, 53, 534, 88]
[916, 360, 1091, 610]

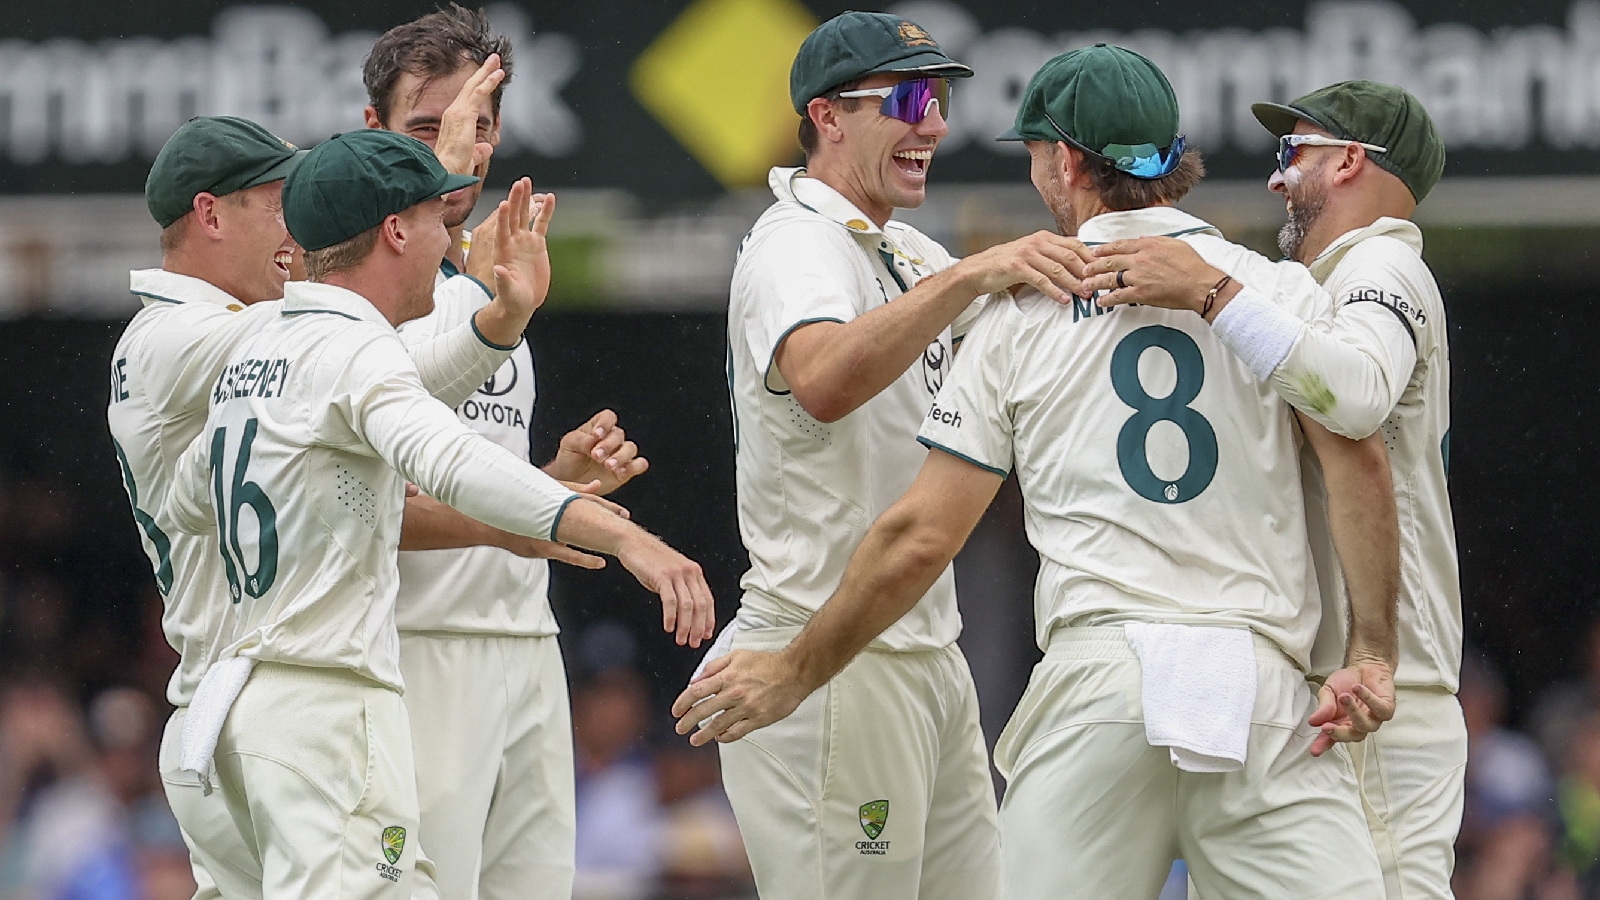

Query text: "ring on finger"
[1116, 269, 1128, 290]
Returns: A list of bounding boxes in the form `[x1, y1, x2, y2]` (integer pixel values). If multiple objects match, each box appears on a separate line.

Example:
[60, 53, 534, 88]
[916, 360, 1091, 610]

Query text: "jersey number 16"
[209, 418, 280, 602]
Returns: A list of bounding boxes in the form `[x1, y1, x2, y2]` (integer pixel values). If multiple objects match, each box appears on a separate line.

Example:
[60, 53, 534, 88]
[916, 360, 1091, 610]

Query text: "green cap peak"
[997, 44, 1182, 178]
[282, 130, 479, 252]
[145, 116, 305, 228]
[1252, 81, 1446, 202]
[790, 11, 972, 113]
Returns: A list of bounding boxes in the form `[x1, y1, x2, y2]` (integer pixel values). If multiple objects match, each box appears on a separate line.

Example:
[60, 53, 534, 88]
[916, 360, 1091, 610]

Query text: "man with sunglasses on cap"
[109, 114, 561, 900]
[1085, 82, 1460, 900]
[679, 10, 1093, 900]
[677, 43, 1397, 898]
[153, 128, 715, 900]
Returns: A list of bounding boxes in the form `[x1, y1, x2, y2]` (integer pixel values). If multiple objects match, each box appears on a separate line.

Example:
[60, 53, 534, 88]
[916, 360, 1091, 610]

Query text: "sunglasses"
[836, 77, 951, 126]
[1276, 133, 1387, 172]
[1040, 107, 1186, 179]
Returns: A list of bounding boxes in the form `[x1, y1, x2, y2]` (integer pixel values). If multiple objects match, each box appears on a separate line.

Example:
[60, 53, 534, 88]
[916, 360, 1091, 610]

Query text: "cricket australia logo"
[857, 800, 891, 855]
[376, 826, 406, 881]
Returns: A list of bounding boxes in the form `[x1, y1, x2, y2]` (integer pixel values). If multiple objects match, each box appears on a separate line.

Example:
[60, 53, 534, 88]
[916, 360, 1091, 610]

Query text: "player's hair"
[303, 227, 381, 281]
[797, 79, 866, 157]
[363, 4, 513, 126]
[1069, 144, 1207, 211]
[157, 190, 253, 254]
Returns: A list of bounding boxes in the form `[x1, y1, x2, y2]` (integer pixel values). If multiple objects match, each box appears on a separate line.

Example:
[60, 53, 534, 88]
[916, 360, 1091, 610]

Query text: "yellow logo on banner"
[631, 0, 816, 187]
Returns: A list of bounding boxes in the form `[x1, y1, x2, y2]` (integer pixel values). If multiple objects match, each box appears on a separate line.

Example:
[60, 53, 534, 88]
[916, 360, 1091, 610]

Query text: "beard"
[443, 184, 483, 229]
[1277, 165, 1328, 262]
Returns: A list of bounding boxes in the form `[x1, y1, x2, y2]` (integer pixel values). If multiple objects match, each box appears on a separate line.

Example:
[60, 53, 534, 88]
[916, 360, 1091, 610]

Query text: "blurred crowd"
[4, 466, 1600, 900]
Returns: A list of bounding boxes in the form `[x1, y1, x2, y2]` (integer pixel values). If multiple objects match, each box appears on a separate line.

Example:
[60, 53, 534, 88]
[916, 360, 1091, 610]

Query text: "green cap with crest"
[282, 130, 479, 252]
[789, 11, 972, 113]
[145, 116, 306, 228]
[1252, 81, 1446, 202]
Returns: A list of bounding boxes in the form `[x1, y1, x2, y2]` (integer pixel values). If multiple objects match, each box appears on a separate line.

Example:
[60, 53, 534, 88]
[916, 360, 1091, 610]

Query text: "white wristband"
[1210, 287, 1303, 381]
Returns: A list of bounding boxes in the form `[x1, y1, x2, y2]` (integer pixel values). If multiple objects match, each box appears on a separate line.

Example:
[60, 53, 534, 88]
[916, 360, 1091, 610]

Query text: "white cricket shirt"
[918, 207, 1333, 668]
[1298, 218, 1460, 690]
[393, 266, 553, 637]
[109, 269, 510, 705]
[727, 167, 977, 652]
[160, 281, 575, 691]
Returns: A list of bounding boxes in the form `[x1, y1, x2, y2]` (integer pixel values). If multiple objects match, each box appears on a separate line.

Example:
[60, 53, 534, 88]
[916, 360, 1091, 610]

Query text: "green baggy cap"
[790, 10, 973, 113]
[1252, 81, 1445, 202]
[145, 116, 306, 228]
[282, 130, 480, 252]
[997, 44, 1181, 177]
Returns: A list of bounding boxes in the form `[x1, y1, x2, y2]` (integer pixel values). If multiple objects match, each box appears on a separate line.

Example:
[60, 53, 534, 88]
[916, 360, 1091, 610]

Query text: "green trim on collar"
[131, 292, 183, 305]
[281, 308, 361, 321]
[1082, 224, 1215, 247]
[470, 315, 521, 352]
[917, 436, 1008, 478]
[439, 257, 461, 279]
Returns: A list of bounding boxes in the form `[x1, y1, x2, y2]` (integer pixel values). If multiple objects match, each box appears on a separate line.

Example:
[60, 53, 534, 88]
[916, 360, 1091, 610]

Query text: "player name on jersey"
[213, 357, 292, 404]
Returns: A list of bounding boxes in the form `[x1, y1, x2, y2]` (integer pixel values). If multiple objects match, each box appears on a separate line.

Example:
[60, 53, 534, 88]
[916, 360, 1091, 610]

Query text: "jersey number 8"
[1111, 325, 1218, 504]
[209, 418, 280, 602]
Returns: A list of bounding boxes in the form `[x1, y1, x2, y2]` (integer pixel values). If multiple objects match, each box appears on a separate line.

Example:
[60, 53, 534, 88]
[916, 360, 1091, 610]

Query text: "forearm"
[406, 277, 513, 408]
[783, 266, 980, 421]
[784, 507, 958, 692]
[399, 494, 510, 552]
[1214, 289, 1412, 439]
[1306, 422, 1400, 666]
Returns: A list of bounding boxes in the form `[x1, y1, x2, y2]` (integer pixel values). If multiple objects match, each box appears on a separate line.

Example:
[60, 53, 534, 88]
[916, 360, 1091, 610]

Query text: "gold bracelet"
[1202, 274, 1232, 318]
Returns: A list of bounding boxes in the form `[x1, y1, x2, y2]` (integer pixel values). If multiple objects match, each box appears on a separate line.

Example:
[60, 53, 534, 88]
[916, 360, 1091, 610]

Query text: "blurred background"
[0, 0, 1596, 898]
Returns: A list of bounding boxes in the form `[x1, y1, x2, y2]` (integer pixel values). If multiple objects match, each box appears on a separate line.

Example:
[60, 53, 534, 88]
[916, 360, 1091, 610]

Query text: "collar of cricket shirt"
[1308, 216, 1423, 282]
[129, 268, 255, 312]
[1077, 206, 1222, 247]
[768, 166, 886, 237]
[280, 280, 399, 330]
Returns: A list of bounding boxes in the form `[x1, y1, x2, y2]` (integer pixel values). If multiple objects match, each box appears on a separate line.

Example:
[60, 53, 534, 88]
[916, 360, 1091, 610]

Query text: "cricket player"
[706, 12, 1095, 900]
[677, 45, 1399, 898]
[108, 115, 559, 899]
[156, 128, 714, 900]
[361, 9, 648, 898]
[1085, 81, 1461, 899]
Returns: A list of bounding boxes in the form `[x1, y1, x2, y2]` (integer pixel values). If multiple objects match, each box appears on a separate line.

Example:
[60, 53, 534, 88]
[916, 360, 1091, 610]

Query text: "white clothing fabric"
[919, 206, 1332, 668]
[178, 655, 256, 785]
[1124, 623, 1256, 772]
[108, 268, 509, 705]
[159, 280, 575, 691]
[726, 166, 979, 652]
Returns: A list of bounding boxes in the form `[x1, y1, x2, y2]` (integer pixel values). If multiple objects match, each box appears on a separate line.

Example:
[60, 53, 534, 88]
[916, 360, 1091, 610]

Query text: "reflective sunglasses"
[836, 77, 951, 125]
[1041, 108, 1186, 179]
[1277, 133, 1387, 172]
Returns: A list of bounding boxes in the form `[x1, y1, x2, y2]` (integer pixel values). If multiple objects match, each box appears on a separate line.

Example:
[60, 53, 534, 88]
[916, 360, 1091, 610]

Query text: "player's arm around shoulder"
[1084, 234, 1413, 439]
[772, 228, 1090, 423]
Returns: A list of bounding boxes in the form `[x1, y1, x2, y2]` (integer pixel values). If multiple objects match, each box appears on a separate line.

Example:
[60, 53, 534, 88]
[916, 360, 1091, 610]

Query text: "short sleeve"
[916, 298, 1016, 476]
[736, 222, 867, 393]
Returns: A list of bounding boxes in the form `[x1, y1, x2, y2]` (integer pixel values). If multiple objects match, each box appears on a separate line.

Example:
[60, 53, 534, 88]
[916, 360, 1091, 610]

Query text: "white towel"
[1123, 624, 1256, 773]
[180, 656, 257, 792]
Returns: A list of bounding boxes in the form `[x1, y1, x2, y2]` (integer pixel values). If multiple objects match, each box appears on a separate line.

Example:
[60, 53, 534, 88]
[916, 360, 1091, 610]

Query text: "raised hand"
[490, 178, 557, 321]
[433, 53, 503, 177]
[546, 409, 649, 494]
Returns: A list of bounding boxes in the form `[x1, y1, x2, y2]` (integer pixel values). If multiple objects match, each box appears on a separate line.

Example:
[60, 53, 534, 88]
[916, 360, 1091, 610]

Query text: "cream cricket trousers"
[717, 626, 1001, 900]
[1352, 686, 1468, 900]
[204, 662, 439, 900]
[160, 706, 262, 900]
[997, 626, 1386, 899]
[398, 632, 575, 900]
